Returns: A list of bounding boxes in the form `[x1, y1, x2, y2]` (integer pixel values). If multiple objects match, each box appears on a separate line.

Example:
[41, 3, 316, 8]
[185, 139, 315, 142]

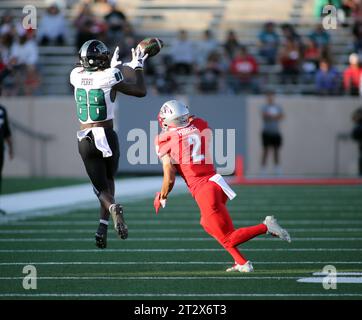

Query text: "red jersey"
[343, 66, 362, 90]
[155, 118, 216, 196]
[230, 55, 258, 79]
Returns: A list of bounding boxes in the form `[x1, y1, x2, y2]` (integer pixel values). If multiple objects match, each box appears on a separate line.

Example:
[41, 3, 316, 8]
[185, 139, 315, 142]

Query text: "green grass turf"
[0, 185, 361, 299]
[2, 177, 88, 194]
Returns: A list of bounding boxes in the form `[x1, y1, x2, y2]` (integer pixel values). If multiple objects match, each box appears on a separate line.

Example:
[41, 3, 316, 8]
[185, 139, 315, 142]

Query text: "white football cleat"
[226, 261, 254, 273]
[264, 215, 291, 243]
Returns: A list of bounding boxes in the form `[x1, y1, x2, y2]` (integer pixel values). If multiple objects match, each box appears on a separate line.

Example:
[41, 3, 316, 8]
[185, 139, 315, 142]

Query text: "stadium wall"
[1, 95, 359, 178]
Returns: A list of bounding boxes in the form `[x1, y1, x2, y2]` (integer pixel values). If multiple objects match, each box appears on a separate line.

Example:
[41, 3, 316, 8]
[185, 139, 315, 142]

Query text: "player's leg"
[196, 183, 250, 267]
[261, 132, 269, 174]
[212, 183, 290, 245]
[78, 135, 118, 248]
[359, 144, 362, 176]
[105, 128, 128, 239]
[0, 147, 4, 195]
[198, 182, 267, 246]
[273, 134, 282, 174]
[201, 220, 249, 266]
[0, 148, 6, 215]
[223, 222, 268, 248]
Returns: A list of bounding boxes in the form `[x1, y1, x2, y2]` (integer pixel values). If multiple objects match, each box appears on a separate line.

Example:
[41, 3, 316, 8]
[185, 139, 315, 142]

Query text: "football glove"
[154, 192, 167, 214]
[110, 46, 122, 68]
[123, 46, 148, 70]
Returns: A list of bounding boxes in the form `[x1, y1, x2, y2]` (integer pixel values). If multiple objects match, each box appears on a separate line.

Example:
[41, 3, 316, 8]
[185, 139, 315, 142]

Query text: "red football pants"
[195, 181, 267, 265]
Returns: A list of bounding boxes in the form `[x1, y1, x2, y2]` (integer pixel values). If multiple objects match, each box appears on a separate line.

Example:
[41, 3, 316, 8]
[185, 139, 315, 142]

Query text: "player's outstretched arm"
[113, 66, 147, 97]
[154, 154, 176, 214]
[111, 47, 148, 97]
[160, 154, 176, 199]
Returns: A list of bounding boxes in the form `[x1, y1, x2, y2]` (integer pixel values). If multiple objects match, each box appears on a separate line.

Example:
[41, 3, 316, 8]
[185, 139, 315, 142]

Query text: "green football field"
[0, 185, 361, 300]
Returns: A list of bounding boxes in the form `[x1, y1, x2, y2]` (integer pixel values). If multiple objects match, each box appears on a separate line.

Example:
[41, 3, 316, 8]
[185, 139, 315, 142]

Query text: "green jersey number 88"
[76, 88, 107, 122]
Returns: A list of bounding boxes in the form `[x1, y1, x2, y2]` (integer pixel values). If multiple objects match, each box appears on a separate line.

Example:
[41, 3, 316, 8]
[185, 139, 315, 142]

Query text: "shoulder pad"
[103, 67, 123, 87]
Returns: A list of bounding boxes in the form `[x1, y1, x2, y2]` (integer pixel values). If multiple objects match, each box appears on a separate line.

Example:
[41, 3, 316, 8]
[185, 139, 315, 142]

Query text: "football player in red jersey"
[154, 100, 291, 272]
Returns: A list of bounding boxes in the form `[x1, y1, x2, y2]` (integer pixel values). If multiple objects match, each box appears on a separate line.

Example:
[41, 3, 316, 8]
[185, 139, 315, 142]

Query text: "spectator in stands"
[343, 52, 362, 95]
[341, 0, 356, 24]
[351, 106, 362, 176]
[352, 19, 362, 53]
[0, 33, 15, 95]
[223, 30, 240, 60]
[115, 22, 138, 61]
[0, 55, 16, 96]
[0, 57, 9, 93]
[350, 0, 362, 20]
[0, 104, 13, 199]
[279, 39, 300, 84]
[169, 30, 195, 75]
[37, 3, 68, 46]
[229, 45, 259, 93]
[309, 24, 330, 49]
[74, 3, 108, 50]
[153, 56, 179, 95]
[0, 32, 13, 64]
[104, 0, 128, 49]
[90, 0, 114, 18]
[280, 23, 301, 45]
[195, 29, 219, 69]
[315, 59, 341, 95]
[9, 30, 40, 95]
[258, 22, 280, 65]
[197, 52, 223, 94]
[302, 38, 321, 82]
[0, 10, 23, 38]
[260, 91, 284, 176]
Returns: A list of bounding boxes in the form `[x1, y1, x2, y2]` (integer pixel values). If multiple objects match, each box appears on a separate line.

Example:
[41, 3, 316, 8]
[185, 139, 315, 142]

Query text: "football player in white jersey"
[70, 39, 148, 249]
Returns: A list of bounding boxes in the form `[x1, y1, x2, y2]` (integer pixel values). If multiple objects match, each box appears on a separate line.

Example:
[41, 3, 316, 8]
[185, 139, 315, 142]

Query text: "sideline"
[0, 177, 187, 223]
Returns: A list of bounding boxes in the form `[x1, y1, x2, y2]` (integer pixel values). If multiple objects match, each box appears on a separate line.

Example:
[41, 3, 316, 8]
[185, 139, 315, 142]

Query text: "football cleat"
[263, 215, 291, 243]
[110, 204, 128, 240]
[226, 261, 254, 273]
[95, 232, 107, 249]
[95, 223, 108, 249]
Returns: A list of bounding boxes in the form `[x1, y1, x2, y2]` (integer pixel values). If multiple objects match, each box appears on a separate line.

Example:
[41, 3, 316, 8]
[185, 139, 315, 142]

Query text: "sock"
[99, 219, 109, 226]
[97, 220, 108, 235]
[225, 247, 247, 265]
[224, 223, 268, 247]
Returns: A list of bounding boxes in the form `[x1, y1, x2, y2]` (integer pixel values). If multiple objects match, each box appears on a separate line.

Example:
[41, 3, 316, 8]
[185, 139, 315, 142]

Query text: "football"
[137, 37, 163, 58]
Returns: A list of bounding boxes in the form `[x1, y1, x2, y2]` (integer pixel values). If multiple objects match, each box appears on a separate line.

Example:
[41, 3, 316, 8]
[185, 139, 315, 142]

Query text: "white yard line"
[0, 237, 361, 242]
[0, 248, 360, 253]
[0, 276, 300, 280]
[2, 227, 362, 234]
[0, 293, 360, 297]
[6, 220, 362, 226]
[0, 261, 361, 266]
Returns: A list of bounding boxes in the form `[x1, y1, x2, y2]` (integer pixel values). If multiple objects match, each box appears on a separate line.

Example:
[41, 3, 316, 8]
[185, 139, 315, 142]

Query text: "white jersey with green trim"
[70, 66, 123, 124]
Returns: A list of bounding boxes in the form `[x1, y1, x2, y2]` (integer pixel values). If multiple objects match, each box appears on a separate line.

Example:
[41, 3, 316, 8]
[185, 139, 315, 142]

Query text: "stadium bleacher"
[0, 0, 355, 95]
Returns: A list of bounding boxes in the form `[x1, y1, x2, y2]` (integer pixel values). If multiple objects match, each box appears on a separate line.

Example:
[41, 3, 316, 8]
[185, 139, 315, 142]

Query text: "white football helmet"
[158, 100, 190, 130]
